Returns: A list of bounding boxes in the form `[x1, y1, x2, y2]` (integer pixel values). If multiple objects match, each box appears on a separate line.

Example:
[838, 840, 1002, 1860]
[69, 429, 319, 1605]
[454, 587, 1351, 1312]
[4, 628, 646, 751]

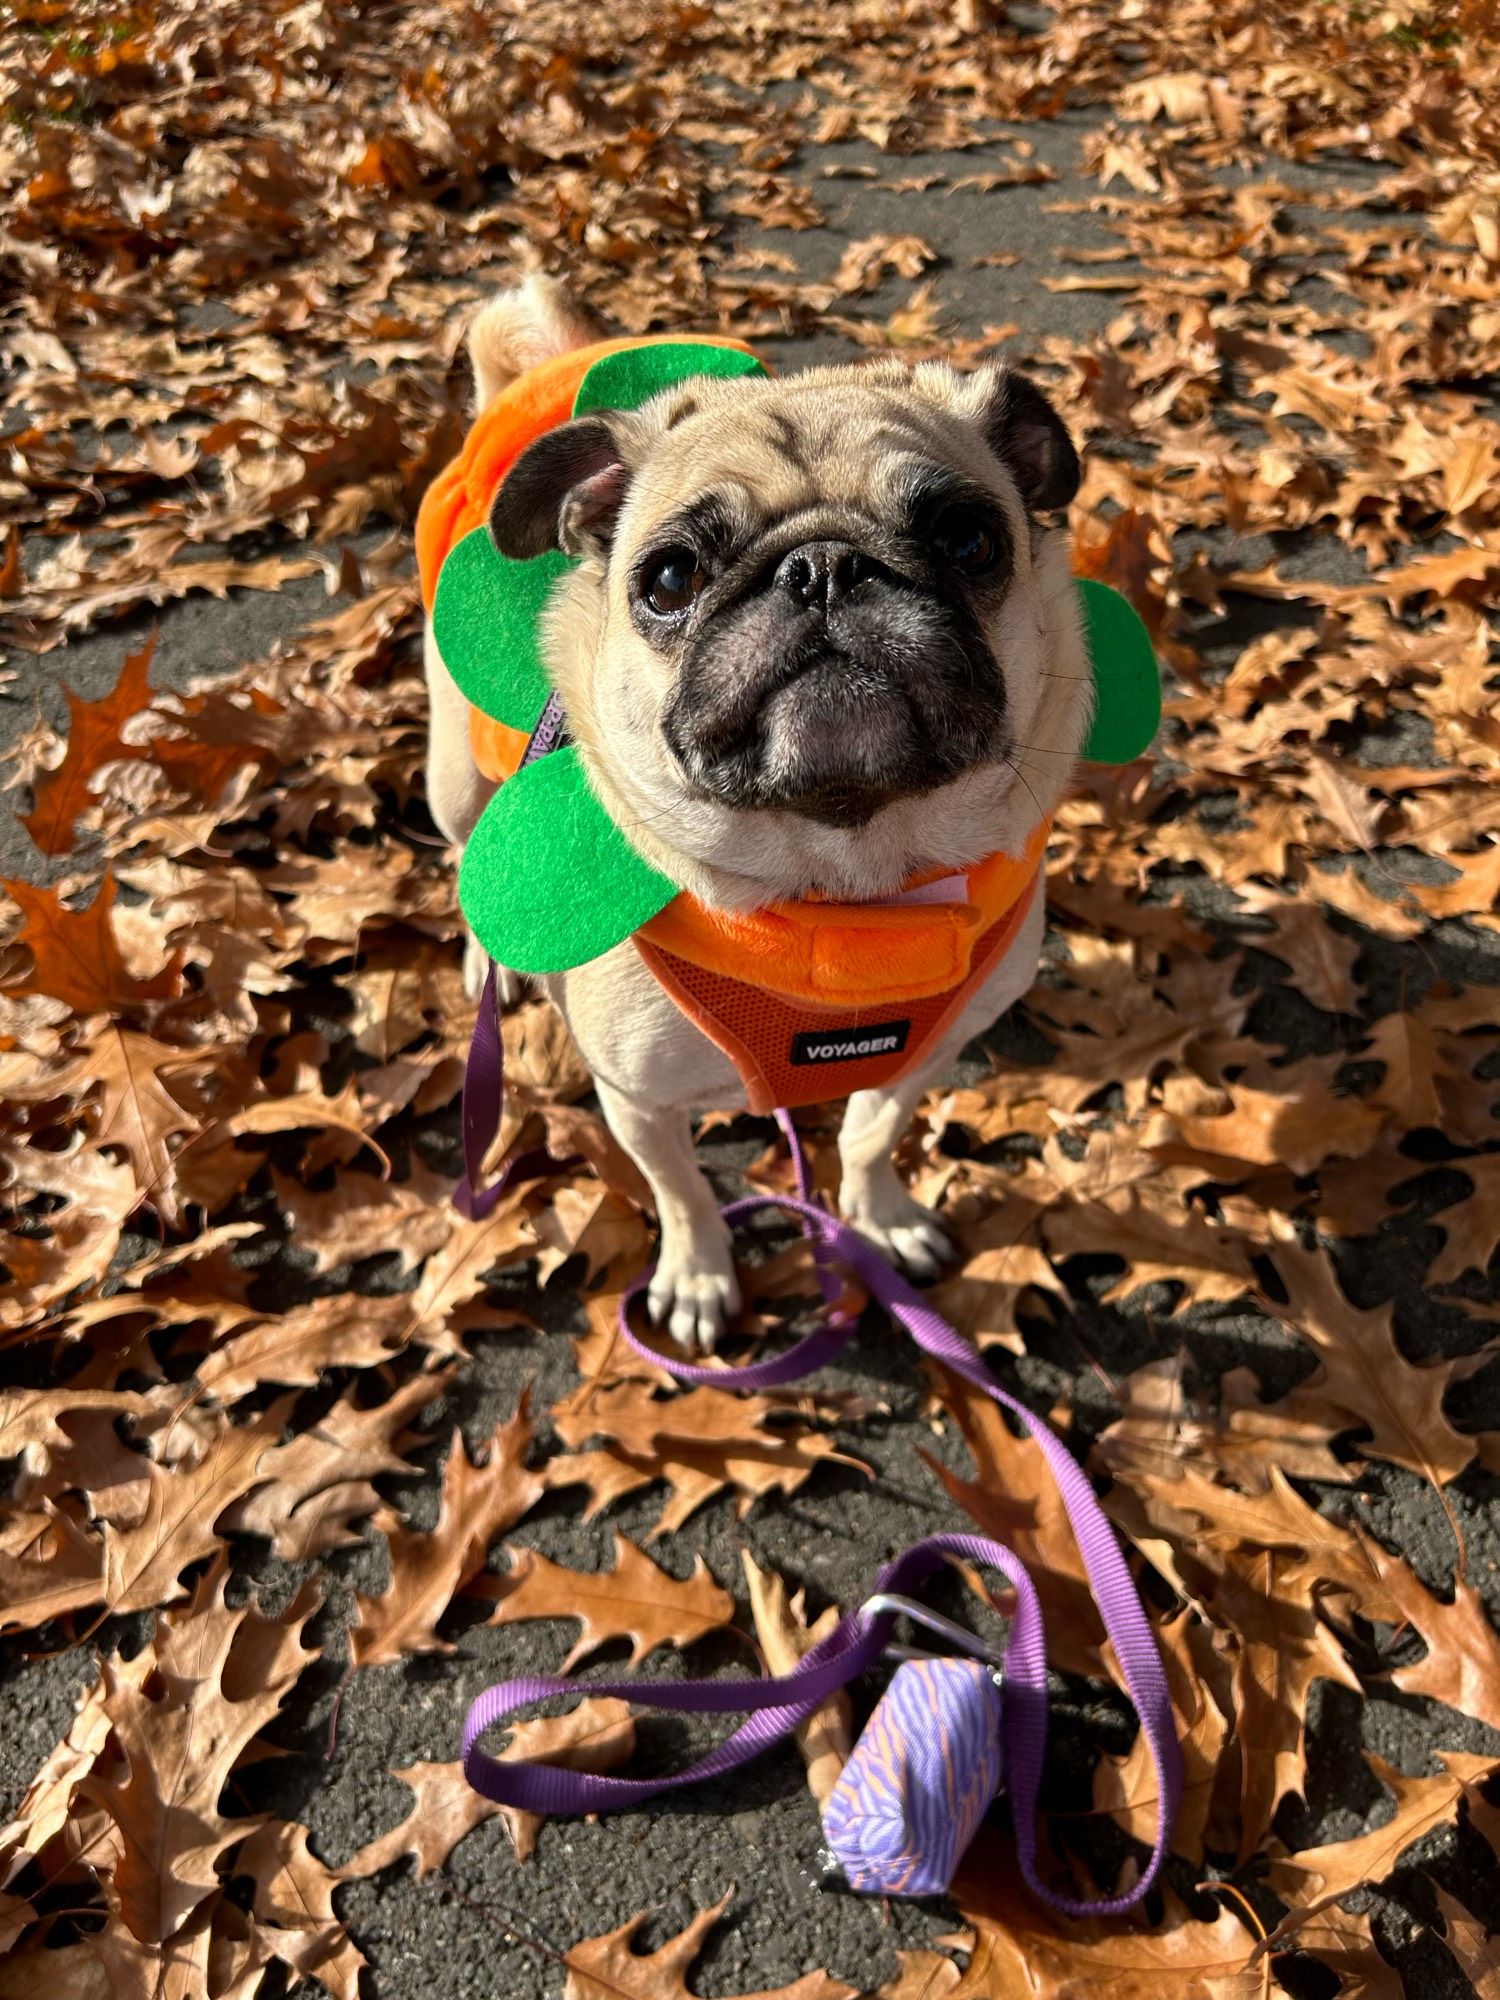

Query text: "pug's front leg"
[592, 1078, 740, 1354]
[837, 1071, 956, 1282]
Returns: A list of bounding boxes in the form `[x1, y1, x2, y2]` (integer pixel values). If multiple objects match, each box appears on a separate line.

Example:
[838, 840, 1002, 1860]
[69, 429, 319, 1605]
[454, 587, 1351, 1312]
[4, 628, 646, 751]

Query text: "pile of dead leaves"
[2, 0, 1499, 1995]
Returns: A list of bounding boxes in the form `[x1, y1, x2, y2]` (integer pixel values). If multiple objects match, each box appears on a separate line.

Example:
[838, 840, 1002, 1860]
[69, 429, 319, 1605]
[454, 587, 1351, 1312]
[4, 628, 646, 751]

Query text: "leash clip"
[862, 1591, 1005, 1681]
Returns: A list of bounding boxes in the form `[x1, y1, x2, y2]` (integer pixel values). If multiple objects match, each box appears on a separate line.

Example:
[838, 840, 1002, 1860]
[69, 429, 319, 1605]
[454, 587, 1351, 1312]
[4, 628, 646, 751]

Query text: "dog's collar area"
[522, 688, 568, 766]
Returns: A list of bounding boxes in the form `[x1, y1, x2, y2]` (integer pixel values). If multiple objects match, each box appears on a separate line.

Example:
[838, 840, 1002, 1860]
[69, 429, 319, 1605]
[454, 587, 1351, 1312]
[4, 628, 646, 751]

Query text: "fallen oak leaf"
[79, 1555, 322, 1946]
[563, 1891, 854, 2000]
[949, 1848, 1264, 1998]
[338, 1759, 507, 1882]
[547, 1375, 868, 1537]
[1266, 1753, 1500, 1947]
[1358, 1538, 1500, 1718]
[1232, 889, 1364, 1015]
[237, 1818, 364, 2000]
[919, 1362, 1106, 1680]
[147, 682, 293, 808]
[1425, 1152, 1500, 1286]
[1099, 1463, 1386, 1860]
[0, 1499, 107, 1637]
[20, 632, 157, 856]
[1091, 1605, 1233, 1865]
[0, 1386, 150, 1485]
[350, 1397, 543, 1669]
[1142, 1076, 1388, 1176]
[533, 1180, 652, 1286]
[870, 1951, 962, 1997]
[210, 1079, 391, 1172]
[267, 1165, 454, 1278]
[100, 1401, 297, 1618]
[83, 1025, 205, 1211]
[743, 1551, 851, 1807]
[487, 1530, 735, 1670]
[1, 870, 182, 1017]
[394, 1191, 541, 1353]
[0, 1644, 152, 1873]
[221, 1370, 447, 1562]
[1431, 1886, 1500, 1998]
[192, 1295, 427, 1404]
[1264, 1896, 1403, 2000]
[344, 1703, 636, 1878]
[1264, 1230, 1477, 1488]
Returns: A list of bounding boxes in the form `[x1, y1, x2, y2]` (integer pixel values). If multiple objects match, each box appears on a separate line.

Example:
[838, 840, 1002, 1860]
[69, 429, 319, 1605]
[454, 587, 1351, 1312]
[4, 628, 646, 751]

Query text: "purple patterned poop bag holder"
[461, 1121, 1183, 1914]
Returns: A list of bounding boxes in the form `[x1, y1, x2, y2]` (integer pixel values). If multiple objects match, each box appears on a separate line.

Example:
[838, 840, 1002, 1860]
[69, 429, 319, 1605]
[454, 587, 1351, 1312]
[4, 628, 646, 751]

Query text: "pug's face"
[489, 357, 1091, 905]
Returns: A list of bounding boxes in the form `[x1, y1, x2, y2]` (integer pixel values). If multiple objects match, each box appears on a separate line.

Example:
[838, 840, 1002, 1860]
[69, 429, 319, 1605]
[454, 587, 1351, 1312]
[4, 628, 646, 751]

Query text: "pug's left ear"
[984, 370, 1081, 513]
[489, 412, 632, 561]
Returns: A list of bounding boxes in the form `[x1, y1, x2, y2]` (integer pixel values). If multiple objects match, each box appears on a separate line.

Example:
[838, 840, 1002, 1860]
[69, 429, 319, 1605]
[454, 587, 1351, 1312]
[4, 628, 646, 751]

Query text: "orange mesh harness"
[418, 337, 1047, 1114]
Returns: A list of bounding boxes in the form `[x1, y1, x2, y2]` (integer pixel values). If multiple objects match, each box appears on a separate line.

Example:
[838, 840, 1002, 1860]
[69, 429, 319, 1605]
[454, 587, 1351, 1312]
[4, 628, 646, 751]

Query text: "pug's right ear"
[488, 413, 630, 562]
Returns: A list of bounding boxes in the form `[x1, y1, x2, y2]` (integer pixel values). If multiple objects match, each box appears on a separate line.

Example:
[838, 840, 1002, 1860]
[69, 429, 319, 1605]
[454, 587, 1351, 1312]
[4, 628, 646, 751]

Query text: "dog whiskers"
[1002, 751, 1048, 833]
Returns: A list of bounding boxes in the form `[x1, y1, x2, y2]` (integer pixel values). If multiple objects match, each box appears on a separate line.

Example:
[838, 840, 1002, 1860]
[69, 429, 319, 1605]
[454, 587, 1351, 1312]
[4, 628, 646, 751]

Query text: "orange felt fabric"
[469, 709, 530, 783]
[415, 333, 762, 612]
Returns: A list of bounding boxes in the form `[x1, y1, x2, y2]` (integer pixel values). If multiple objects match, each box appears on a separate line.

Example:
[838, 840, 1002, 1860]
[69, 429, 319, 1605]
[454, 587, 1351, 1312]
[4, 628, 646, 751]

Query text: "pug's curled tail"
[466, 274, 607, 412]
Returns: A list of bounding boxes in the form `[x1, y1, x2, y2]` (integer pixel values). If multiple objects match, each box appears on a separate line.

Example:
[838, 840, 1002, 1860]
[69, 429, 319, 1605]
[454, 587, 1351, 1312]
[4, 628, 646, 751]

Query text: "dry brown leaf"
[548, 1375, 867, 1536]
[350, 1397, 543, 1668]
[488, 1531, 735, 1670]
[100, 1403, 295, 1617]
[1092, 1606, 1233, 1863]
[1433, 1886, 1500, 1998]
[1268, 1753, 1500, 1942]
[79, 1557, 321, 1946]
[236, 1818, 365, 2000]
[951, 1850, 1262, 1998]
[20, 634, 158, 856]
[563, 1892, 855, 2000]
[743, 1551, 851, 1806]
[870, 1951, 962, 1998]
[1264, 1231, 1477, 1487]
[2, 871, 182, 1017]
[920, 1364, 1106, 1680]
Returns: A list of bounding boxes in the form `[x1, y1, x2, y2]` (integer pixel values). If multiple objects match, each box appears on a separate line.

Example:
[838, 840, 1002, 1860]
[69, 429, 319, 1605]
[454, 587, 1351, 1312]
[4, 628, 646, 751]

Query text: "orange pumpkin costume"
[417, 336, 1047, 1114]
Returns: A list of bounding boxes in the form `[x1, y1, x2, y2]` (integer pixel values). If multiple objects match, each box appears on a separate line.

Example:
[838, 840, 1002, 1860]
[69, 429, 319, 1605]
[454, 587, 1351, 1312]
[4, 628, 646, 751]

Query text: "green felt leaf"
[1077, 578, 1161, 764]
[572, 341, 767, 417]
[432, 530, 573, 731]
[458, 746, 677, 974]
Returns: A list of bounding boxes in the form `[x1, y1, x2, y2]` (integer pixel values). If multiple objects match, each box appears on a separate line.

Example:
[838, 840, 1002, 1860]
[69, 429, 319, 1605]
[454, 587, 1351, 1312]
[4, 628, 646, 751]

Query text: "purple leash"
[458, 1088, 1181, 1914]
[453, 809, 1179, 1908]
[454, 693, 580, 1221]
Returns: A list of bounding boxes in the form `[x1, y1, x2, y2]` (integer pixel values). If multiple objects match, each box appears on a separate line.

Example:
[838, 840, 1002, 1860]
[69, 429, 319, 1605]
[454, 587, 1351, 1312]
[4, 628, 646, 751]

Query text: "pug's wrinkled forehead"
[489, 358, 1080, 579]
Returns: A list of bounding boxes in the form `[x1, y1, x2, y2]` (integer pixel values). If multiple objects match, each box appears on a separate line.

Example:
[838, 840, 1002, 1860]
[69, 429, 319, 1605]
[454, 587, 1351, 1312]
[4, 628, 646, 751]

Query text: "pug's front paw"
[841, 1186, 956, 1284]
[647, 1244, 741, 1356]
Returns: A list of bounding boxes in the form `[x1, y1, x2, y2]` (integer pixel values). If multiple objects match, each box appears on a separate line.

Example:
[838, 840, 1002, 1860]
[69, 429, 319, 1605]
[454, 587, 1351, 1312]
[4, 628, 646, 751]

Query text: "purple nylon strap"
[456, 964, 1181, 1911]
[453, 695, 579, 1221]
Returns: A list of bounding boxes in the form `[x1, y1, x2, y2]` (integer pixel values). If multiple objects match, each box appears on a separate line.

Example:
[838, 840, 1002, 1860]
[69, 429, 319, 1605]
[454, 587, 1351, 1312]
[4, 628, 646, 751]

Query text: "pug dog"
[424, 275, 1090, 1352]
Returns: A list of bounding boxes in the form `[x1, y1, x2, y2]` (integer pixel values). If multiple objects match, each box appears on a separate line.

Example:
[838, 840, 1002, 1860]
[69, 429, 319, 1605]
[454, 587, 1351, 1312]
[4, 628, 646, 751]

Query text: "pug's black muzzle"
[661, 540, 1007, 830]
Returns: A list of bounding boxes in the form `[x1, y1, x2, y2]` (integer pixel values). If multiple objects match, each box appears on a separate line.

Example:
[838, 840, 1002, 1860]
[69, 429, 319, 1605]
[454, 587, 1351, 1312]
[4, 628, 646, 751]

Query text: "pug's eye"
[641, 548, 708, 617]
[931, 506, 995, 575]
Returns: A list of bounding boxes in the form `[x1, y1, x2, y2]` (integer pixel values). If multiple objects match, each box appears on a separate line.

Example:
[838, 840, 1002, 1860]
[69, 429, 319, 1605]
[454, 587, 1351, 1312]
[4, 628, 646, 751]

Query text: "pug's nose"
[773, 541, 875, 610]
